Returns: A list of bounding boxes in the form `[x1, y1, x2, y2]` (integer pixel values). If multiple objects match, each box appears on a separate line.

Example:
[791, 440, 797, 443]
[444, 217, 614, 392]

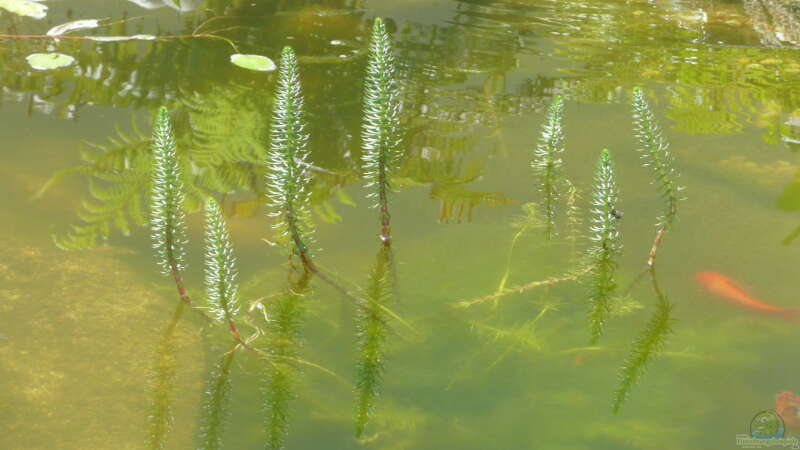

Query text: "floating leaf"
[0, 0, 47, 19]
[47, 19, 101, 36]
[26, 52, 76, 71]
[230, 54, 276, 72]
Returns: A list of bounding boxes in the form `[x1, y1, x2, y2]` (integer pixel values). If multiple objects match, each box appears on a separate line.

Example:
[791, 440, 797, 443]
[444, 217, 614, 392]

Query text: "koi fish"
[695, 271, 798, 319]
[776, 392, 800, 430]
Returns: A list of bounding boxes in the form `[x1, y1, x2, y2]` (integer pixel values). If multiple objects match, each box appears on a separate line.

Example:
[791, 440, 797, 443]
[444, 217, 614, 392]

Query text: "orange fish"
[695, 271, 798, 320]
[776, 392, 800, 430]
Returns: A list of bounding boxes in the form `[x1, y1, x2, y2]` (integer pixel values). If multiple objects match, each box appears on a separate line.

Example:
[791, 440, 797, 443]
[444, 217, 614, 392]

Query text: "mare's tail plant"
[586, 149, 621, 344]
[362, 17, 402, 248]
[631, 87, 684, 266]
[531, 96, 565, 240]
[146, 302, 185, 450]
[196, 346, 237, 450]
[263, 272, 311, 450]
[612, 270, 674, 413]
[266, 46, 316, 272]
[150, 106, 189, 302]
[354, 246, 394, 438]
[204, 197, 242, 341]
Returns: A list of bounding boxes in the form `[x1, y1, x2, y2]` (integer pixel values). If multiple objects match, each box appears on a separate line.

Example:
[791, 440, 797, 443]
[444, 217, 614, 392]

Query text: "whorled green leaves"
[204, 198, 240, 322]
[150, 106, 187, 276]
[263, 276, 309, 450]
[266, 46, 315, 265]
[531, 96, 565, 239]
[612, 275, 674, 413]
[631, 87, 683, 230]
[586, 149, 621, 344]
[362, 17, 402, 246]
[354, 246, 393, 438]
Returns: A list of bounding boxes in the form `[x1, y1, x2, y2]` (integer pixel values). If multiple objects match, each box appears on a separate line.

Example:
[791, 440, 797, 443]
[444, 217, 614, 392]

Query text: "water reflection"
[4, 0, 800, 448]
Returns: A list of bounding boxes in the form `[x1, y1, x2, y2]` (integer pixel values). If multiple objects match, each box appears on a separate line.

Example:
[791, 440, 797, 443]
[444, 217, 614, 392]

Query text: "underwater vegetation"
[585, 149, 622, 345]
[531, 96, 566, 240]
[362, 17, 402, 248]
[29, 0, 689, 439]
[266, 46, 316, 270]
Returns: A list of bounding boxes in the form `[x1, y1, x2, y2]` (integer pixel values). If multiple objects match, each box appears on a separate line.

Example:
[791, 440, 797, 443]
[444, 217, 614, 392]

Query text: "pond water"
[2, 0, 800, 449]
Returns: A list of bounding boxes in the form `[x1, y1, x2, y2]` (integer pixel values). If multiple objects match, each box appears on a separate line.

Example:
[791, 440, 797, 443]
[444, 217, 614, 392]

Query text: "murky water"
[3, 0, 800, 449]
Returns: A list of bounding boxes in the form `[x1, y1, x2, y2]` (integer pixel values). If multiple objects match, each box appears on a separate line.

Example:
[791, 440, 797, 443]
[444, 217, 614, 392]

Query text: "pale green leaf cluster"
[531, 96, 565, 238]
[586, 149, 621, 344]
[150, 106, 187, 275]
[632, 87, 683, 230]
[266, 46, 315, 257]
[362, 18, 402, 207]
[204, 198, 240, 322]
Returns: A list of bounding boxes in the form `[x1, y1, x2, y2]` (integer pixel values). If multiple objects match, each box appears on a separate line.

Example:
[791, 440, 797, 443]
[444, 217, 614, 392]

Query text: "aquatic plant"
[146, 302, 185, 450]
[612, 272, 674, 413]
[263, 273, 310, 450]
[204, 197, 242, 339]
[266, 46, 316, 271]
[362, 17, 402, 247]
[531, 96, 565, 239]
[631, 87, 683, 266]
[196, 348, 237, 450]
[355, 246, 394, 438]
[586, 149, 621, 344]
[150, 106, 190, 301]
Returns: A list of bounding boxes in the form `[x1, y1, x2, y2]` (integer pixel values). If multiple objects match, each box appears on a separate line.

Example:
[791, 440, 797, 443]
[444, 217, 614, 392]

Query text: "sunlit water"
[2, 0, 800, 449]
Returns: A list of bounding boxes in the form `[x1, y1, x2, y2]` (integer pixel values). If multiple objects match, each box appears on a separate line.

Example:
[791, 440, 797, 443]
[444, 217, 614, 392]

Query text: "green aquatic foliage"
[631, 88, 683, 230]
[531, 96, 565, 239]
[266, 46, 315, 265]
[612, 277, 674, 413]
[204, 198, 240, 322]
[151, 106, 188, 277]
[355, 246, 394, 438]
[196, 349, 237, 450]
[586, 149, 621, 344]
[263, 276, 309, 450]
[146, 302, 185, 450]
[362, 17, 402, 246]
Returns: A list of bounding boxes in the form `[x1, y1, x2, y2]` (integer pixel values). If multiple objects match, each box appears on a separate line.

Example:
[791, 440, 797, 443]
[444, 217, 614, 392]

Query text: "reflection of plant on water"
[8, 0, 800, 447]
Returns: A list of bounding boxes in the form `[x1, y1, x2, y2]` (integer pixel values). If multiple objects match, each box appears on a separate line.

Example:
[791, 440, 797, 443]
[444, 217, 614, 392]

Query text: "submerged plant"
[586, 149, 621, 344]
[266, 46, 315, 270]
[531, 96, 565, 239]
[204, 197, 242, 339]
[355, 246, 394, 438]
[146, 302, 185, 450]
[612, 272, 674, 413]
[631, 88, 684, 266]
[263, 273, 310, 450]
[196, 347, 237, 450]
[150, 106, 189, 301]
[362, 17, 402, 247]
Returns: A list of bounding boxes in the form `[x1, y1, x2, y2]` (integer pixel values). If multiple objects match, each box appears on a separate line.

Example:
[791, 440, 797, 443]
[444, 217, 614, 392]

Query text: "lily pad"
[26, 53, 76, 71]
[0, 0, 47, 19]
[230, 54, 276, 72]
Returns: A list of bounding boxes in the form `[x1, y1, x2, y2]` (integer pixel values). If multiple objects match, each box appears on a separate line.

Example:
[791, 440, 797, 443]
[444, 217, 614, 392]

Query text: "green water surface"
[2, 0, 800, 449]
